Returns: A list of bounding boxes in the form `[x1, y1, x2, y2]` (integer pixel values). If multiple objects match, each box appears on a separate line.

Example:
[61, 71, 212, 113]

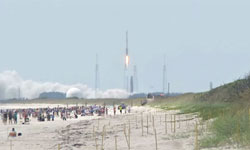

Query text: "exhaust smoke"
[0, 70, 129, 100]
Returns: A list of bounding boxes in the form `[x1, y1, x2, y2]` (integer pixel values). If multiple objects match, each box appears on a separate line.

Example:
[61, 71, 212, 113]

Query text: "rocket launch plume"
[125, 55, 129, 69]
[125, 31, 129, 69]
[0, 70, 129, 100]
[123, 31, 132, 93]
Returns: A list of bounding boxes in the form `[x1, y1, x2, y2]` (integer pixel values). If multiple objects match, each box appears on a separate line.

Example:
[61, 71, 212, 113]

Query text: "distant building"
[128, 92, 182, 99]
[129, 93, 147, 99]
[39, 92, 66, 99]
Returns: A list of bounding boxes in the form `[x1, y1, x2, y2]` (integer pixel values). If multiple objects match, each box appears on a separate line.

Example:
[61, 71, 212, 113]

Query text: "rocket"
[124, 31, 133, 93]
[125, 31, 129, 69]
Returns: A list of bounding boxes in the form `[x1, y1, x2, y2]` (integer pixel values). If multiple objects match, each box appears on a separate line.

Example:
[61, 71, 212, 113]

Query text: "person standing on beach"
[52, 112, 55, 121]
[113, 106, 116, 115]
[119, 106, 122, 114]
[8, 111, 13, 124]
[23, 111, 28, 123]
[105, 107, 108, 115]
[128, 106, 131, 113]
[3, 112, 7, 125]
[14, 111, 18, 124]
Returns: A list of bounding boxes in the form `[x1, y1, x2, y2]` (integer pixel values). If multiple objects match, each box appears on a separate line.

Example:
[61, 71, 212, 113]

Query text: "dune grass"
[200, 104, 250, 148]
[148, 75, 250, 148]
[151, 95, 250, 148]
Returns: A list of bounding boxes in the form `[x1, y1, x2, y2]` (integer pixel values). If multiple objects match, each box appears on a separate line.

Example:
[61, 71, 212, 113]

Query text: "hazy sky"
[1, 0, 250, 93]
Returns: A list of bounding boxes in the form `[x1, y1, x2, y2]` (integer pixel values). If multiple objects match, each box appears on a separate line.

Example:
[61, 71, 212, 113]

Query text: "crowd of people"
[0, 104, 131, 125]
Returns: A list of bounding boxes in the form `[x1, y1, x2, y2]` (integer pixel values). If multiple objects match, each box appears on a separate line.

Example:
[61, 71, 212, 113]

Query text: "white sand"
[0, 104, 208, 150]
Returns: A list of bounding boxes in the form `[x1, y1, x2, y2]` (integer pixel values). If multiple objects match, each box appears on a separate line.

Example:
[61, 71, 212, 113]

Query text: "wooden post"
[58, 144, 60, 150]
[160, 115, 162, 125]
[136, 115, 138, 129]
[128, 120, 131, 149]
[179, 115, 181, 129]
[98, 118, 100, 130]
[206, 117, 209, 132]
[249, 109, 250, 122]
[152, 115, 155, 129]
[123, 124, 130, 149]
[115, 135, 118, 150]
[171, 114, 173, 132]
[238, 121, 240, 143]
[174, 115, 176, 133]
[147, 114, 149, 135]
[186, 115, 188, 127]
[141, 113, 144, 136]
[165, 114, 167, 134]
[195, 122, 199, 150]
[150, 112, 152, 122]
[67, 127, 69, 144]
[104, 125, 107, 139]
[154, 128, 158, 150]
[93, 125, 95, 138]
[201, 120, 204, 133]
[95, 138, 98, 150]
[101, 125, 105, 150]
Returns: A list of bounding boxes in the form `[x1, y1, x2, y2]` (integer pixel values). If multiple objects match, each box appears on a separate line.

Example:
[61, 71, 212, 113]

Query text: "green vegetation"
[150, 75, 250, 148]
[200, 105, 250, 148]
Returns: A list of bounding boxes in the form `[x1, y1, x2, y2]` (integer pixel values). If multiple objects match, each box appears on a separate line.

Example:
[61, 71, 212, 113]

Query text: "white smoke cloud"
[66, 88, 83, 98]
[0, 70, 129, 100]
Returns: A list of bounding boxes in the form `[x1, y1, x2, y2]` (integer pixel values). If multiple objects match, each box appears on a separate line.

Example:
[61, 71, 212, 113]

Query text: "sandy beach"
[0, 104, 204, 150]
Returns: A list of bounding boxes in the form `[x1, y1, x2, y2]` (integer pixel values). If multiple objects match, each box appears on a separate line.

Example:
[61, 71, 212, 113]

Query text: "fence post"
[150, 112, 152, 122]
[249, 109, 250, 122]
[152, 115, 155, 129]
[135, 115, 138, 129]
[160, 115, 162, 125]
[93, 125, 95, 138]
[147, 114, 149, 135]
[171, 114, 173, 132]
[141, 113, 144, 136]
[195, 122, 199, 150]
[123, 124, 130, 149]
[67, 127, 69, 144]
[115, 135, 118, 150]
[174, 115, 176, 133]
[165, 114, 167, 134]
[179, 115, 181, 128]
[154, 128, 158, 150]
[101, 125, 105, 150]
[128, 119, 131, 149]
[98, 118, 100, 130]
[95, 138, 98, 150]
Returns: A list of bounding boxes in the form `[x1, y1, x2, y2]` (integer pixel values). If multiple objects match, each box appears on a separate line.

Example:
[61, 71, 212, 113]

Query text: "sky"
[0, 0, 250, 94]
